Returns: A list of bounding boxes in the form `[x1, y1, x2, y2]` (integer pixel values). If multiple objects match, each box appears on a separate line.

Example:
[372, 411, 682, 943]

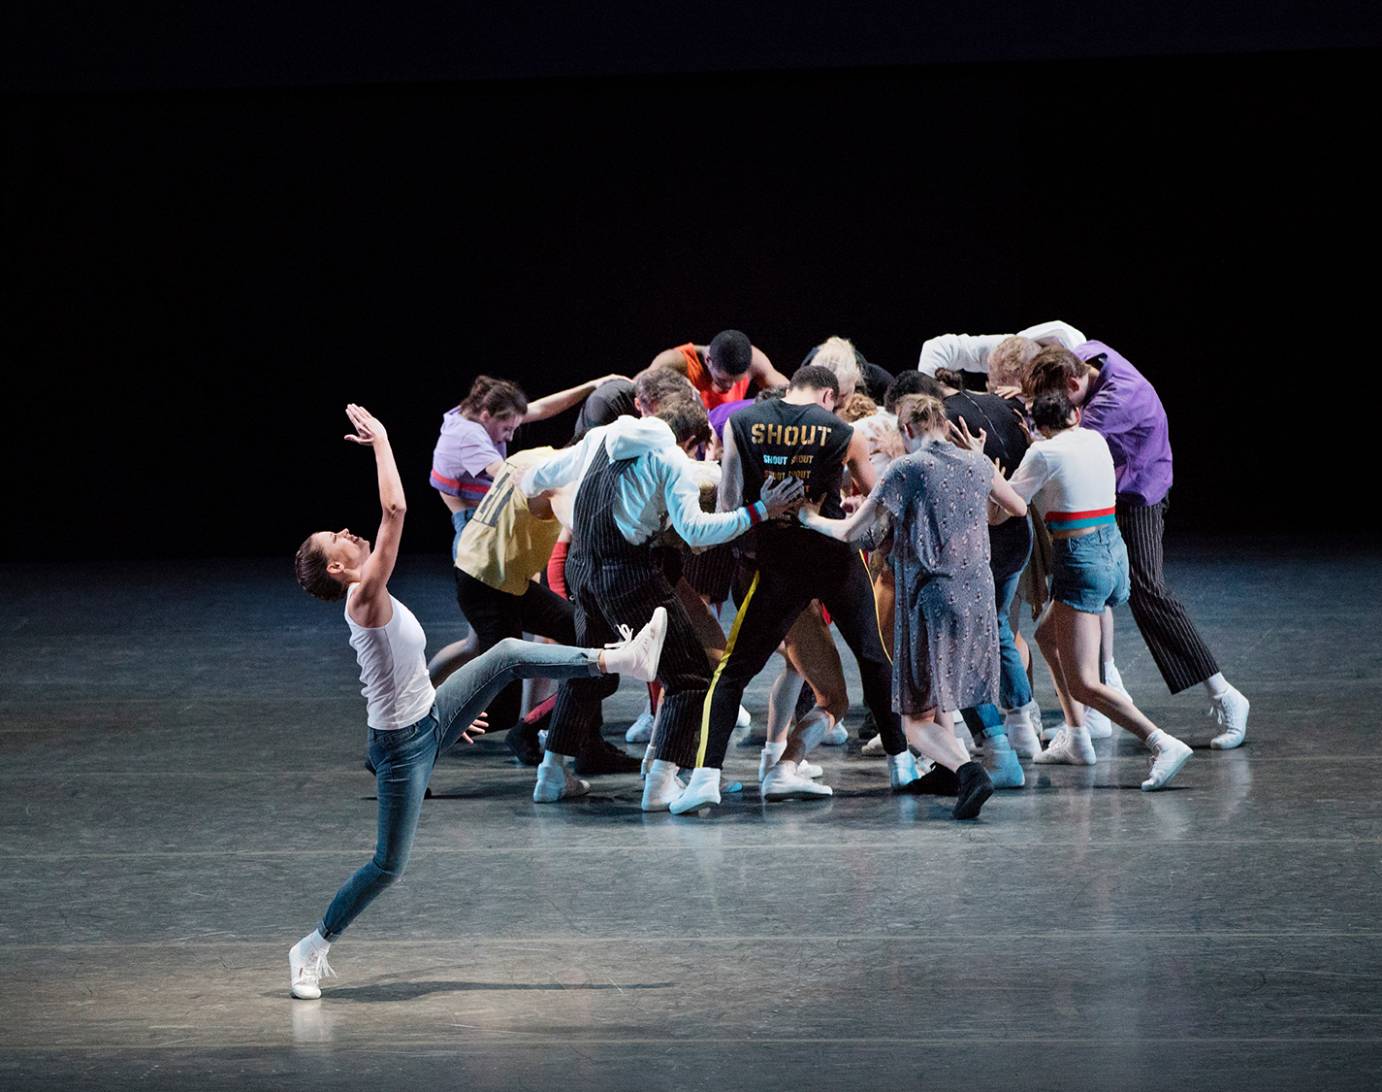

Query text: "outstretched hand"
[760, 475, 806, 517]
[947, 417, 986, 454]
[344, 404, 388, 446]
[459, 711, 488, 745]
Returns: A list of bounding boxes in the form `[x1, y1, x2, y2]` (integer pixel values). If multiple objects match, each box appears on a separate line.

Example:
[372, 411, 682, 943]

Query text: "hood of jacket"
[603, 414, 676, 460]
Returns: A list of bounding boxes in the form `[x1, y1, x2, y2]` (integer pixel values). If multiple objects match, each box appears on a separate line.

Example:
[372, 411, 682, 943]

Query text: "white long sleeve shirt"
[518, 416, 764, 549]
[917, 320, 1087, 376]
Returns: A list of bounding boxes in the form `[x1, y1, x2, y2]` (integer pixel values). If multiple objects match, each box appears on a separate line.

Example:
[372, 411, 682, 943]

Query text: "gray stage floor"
[2, 540, 1381, 1090]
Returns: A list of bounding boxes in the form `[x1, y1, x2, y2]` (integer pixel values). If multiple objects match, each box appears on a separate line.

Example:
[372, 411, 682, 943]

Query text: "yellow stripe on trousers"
[696, 569, 761, 768]
[863, 549, 892, 666]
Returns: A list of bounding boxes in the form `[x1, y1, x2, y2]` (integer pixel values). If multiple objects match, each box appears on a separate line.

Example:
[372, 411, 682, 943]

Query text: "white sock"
[306, 929, 329, 952]
[540, 750, 571, 773]
[1203, 673, 1230, 700]
[761, 740, 786, 766]
[1104, 660, 1123, 689]
[1144, 728, 1166, 751]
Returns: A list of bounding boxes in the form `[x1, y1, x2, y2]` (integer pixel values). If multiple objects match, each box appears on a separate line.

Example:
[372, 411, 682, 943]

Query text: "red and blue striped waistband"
[1045, 506, 1116, 532]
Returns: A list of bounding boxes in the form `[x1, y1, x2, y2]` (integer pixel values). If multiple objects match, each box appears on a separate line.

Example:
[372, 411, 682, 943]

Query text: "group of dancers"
[286, 323, 1251, 998]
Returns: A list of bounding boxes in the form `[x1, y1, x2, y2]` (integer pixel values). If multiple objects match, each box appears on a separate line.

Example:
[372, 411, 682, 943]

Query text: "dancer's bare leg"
[901, 710, 971, 772]
[1053, 604, 1154, 742]
[427, 631, 481, 687]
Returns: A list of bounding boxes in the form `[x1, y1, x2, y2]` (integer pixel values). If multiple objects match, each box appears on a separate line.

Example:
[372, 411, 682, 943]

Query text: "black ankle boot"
[952, 761, 994, 820]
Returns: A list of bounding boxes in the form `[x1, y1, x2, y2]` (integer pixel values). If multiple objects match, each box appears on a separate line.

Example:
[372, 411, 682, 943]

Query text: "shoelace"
[604, 624, 634, 650]
[305, 949, 336, 983]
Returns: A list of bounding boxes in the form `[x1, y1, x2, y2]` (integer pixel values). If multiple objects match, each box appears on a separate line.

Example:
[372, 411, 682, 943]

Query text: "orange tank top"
[678, 342, 751, 410]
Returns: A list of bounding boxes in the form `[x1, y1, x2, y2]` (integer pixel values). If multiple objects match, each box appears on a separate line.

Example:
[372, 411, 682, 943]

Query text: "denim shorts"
[1050, 524, 1131, 615]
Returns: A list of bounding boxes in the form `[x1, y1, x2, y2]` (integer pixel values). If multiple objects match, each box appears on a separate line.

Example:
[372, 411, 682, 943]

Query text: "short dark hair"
[1030, 390, 1078, 432]
[657, 399, 712, 447]
[1024, 347, 1090, 399]
[633, 367, 695, 411]
[788, 364, 840, 397]
[460, 375, 529, 419]
[707, 330, 753, 376]
[294, 535, 346, 601]
[883, 370, 944, 413]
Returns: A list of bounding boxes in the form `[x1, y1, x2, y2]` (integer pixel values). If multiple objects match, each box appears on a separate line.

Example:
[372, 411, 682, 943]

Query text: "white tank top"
[344, 586, 437, 730]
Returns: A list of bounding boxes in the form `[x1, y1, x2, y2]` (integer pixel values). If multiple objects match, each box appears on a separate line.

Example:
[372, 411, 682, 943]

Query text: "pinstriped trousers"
[1115, 494, 1219, 694]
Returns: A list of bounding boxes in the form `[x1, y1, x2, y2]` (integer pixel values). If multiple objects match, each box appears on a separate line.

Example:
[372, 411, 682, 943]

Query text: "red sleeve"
[546, 540, 570, 599]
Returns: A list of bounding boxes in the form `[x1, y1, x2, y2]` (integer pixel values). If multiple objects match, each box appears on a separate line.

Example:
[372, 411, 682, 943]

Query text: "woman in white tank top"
[284, 404, 669, 1001]
[1005, 391, 1192, 792]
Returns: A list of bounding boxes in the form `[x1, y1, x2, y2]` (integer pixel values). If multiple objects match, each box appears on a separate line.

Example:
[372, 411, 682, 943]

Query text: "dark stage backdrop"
[5, 49, 1375, 560]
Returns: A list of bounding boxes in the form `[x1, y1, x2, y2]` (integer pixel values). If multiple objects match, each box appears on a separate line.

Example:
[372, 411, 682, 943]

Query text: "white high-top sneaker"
[289, 931, 335, 1000]
[1142, 732, 1193, 790]
[1034, 725, 1097, 766]
[601, 608, 668, 682]
[1208, 686, 1250, 750]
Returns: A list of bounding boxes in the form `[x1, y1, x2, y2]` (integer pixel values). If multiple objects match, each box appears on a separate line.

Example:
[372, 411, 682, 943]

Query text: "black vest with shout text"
[729, 399, 852, 554]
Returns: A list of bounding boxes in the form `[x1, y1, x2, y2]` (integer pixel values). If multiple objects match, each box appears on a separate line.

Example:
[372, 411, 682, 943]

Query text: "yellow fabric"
[455, 447, 562, 595]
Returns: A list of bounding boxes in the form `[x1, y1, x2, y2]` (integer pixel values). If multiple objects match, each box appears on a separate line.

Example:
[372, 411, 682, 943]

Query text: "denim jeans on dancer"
[318, 638, 600, 941]
[991, 517, 1034, 713]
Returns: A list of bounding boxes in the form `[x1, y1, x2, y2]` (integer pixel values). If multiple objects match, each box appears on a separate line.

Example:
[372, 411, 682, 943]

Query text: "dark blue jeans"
[318, 638, 601, 940]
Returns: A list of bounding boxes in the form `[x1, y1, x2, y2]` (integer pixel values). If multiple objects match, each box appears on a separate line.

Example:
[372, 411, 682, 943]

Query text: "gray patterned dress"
[874, 440, 999, 715]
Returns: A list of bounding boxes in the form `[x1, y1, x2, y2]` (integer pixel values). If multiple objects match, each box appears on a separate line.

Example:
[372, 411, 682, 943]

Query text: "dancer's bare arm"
[989, 466, 1027, 520]
[523, 375, 629, 423]
[796, 494, 883, 544]
[748, 347, 790, 390]
[717, 423, 745, 511]
[344, 404, 404, 627]
[844, 431, 878, 494]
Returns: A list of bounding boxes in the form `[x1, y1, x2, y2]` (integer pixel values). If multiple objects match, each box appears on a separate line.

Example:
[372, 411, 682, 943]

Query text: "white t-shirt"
[345, 586, 437, 731]
[1007, 427, 1118, 533]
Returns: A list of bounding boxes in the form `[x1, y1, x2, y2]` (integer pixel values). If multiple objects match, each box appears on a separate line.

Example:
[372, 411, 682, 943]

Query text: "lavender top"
[708, 398, 753, 439]
[429, 409, 504, 503]
[1075, 341, 1173, 506]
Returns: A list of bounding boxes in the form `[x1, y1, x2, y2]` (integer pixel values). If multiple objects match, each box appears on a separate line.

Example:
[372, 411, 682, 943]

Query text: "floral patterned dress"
[874, 440, 999, 715]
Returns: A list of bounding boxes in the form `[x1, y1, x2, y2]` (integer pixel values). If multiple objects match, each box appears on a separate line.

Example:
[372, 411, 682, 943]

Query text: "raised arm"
[523, 375, 628, 423]
[344, 405, 405, 627]
[650, 347, 691, 375]
[749, 346, 790, 390]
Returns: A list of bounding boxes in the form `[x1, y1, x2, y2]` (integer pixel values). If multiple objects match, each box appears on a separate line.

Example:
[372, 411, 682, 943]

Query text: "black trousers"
[453, 568, 577, 732]
[1115, 494, 1219, 695]
[691, 543, 906, 769]
[545, 559, 714, 767]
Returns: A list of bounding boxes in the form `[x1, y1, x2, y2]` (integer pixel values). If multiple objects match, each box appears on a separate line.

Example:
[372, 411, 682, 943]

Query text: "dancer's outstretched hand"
[344, 404, 388, 446]
[459, 711, 488, 745]
[760, 475, 805, 517]
[947, 417, 986, 453]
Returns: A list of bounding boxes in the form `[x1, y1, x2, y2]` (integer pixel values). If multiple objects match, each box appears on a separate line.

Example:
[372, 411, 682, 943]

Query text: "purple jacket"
[1076, 341, 1173, 506]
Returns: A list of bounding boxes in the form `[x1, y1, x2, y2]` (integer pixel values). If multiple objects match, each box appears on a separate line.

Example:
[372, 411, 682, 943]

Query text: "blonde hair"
[810, 336, 862, 399]
[837, 392, 878, 423]
[987, 336, 1042, 390]
[897, 394, 948, 437]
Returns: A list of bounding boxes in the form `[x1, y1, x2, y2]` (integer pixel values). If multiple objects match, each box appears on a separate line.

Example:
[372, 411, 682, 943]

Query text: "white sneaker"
[799, 760, 824, 779]
[289, 933, 335, 1000]
[1004, 709, 1041, 760]
[821, 724, 848, 746]
[532, 764, 590, 803]
[888, 751, 921, 790]
[762, 759, 833, 800]
[624, 708, 655, 744]
[861, 732, 887, 756]
[737, 705, 752, 729]
[794, 708, 831, 754]
[1209, 687, 1250, 750]
[601, 608, 667, 682]
[1034, 725, 1097, 766]
[983, 733, 1026, 789]
[1142, 734, 1193, 791]
[1083, 705, 1113, 739]
[641, 759, 681, 811]
[670, 768, 722, 814]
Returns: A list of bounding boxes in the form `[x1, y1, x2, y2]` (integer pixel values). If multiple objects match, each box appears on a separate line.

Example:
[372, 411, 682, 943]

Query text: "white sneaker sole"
[1142, 747, 1192, 791]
